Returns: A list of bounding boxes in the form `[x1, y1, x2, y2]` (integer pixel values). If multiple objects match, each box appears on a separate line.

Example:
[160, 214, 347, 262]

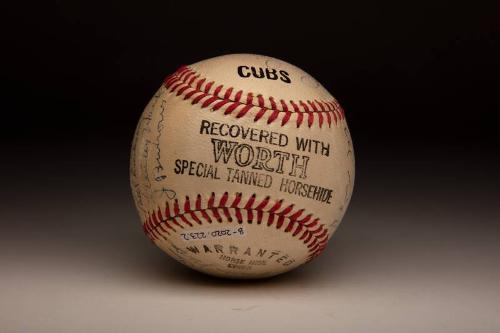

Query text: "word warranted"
[185, 244, 296, 267]
[237, 65, 291, 83]
[280, 177, 333, 204]
[180, 227, 245, 241]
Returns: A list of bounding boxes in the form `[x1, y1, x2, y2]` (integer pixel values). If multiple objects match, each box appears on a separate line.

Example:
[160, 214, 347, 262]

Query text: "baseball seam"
[144, 192, 329, 261]
[163, 66, 346, 128]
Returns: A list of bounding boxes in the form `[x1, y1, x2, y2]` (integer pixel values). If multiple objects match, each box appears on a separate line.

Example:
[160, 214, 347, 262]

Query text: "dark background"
[1, 1, 499, 331]
[4, 1, 500, 145]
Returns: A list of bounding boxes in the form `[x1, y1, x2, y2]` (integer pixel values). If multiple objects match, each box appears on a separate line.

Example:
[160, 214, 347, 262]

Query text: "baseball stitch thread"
[144, 193, 329, 261]
[163, 66, 346, 128]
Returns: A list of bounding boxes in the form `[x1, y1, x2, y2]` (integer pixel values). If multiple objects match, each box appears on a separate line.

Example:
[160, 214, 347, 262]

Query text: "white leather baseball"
[130, 54, 355, 278]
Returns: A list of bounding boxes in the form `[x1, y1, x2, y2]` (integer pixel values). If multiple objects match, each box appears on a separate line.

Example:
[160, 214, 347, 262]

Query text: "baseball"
[130, 54, 355, 278]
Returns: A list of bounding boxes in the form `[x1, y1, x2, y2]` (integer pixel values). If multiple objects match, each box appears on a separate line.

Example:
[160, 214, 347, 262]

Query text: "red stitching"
[162, 65, 345, 128]
[143, 193, 329, 261]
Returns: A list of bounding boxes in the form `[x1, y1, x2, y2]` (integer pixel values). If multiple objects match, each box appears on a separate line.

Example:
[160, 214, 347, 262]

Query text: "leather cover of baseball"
[130, 54, 355, 278]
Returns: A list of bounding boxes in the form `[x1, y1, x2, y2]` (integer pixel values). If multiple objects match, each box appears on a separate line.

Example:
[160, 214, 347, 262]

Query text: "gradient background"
[2, 1, 500, 332]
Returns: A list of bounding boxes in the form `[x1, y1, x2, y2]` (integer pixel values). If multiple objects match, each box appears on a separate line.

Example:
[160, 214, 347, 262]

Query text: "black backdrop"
[3, 1, 499, 148]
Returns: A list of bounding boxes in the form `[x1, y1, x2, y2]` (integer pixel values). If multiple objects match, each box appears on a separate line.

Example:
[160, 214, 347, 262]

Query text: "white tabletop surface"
[1, 144, 498, 333]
